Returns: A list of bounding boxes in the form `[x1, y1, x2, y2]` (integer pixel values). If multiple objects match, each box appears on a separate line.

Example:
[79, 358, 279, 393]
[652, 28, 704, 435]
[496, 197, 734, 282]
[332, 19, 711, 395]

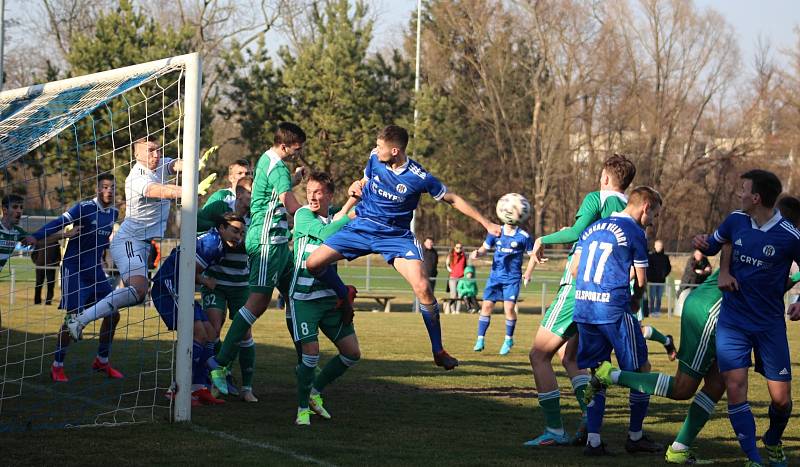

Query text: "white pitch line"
[191, 424, 337, 467]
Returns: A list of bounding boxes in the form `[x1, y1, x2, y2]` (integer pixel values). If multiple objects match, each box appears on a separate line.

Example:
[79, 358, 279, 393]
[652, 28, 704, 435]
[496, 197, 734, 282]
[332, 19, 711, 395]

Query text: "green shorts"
[201, 285, 249, 320]
[247, 242, 293, 295]
[540, 283, 577, 339]
[289, 296, 355, 344]
[677, 296, 721, 380]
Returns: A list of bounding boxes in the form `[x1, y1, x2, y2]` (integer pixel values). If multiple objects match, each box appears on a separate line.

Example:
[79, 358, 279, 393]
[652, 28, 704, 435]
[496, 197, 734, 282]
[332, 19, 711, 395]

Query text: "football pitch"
[2, 300, 799, 466]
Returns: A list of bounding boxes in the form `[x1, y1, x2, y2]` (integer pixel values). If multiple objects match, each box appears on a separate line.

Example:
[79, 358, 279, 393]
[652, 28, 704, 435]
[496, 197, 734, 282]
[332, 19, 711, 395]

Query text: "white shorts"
[110, 237, 150, 283]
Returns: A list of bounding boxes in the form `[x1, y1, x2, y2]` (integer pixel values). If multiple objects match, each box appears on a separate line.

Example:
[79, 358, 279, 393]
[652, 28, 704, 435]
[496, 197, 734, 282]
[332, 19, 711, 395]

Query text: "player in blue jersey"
[694, 170, 800, 467]
[305, 125, 501, 370]
[153, 212, 245, 406]
[30, 174, 120, 382]
[572, 186, 663, 456]
[469, 224, 535, 354]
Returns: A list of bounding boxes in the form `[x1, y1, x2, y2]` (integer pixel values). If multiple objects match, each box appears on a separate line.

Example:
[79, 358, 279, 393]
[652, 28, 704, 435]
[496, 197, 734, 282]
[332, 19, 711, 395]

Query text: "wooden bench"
[357, 293, 395, 313]
[440, 296, 524, 313]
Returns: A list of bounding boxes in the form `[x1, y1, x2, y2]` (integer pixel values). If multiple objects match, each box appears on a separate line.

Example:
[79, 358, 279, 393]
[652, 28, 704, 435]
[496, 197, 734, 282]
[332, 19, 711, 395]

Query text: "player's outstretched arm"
[279, 190, 304, 215]
[523, 255, 536, 286]
[441, 192, 501, 236]
[296, 206, 351, 241]
[145, 183, 183, 199]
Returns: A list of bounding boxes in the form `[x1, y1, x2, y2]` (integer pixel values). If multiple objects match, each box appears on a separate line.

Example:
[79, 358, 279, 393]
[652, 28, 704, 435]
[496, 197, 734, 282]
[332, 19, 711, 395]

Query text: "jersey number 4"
[583, 241, 613, 284]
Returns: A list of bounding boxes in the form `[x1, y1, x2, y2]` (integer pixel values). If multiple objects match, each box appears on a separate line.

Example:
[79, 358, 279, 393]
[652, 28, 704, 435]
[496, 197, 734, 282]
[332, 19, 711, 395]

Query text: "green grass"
[2, 293, 800, 466]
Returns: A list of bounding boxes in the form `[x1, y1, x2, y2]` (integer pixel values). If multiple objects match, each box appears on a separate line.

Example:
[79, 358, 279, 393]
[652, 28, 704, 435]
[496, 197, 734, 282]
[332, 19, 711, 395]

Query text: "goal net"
[0, 53, 201, 430]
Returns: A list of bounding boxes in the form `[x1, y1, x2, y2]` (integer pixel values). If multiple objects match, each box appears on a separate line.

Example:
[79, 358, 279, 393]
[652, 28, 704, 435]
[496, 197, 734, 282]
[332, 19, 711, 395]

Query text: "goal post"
[0, 52, 201, 429]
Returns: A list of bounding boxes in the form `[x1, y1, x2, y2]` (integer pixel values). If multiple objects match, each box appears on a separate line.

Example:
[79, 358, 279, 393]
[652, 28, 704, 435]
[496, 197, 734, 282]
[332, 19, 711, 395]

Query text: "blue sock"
[729, 402, 762, 463]
[477, 315, 491, 337]
[97, 341, 111, 359]
[764, 402, 792, 446]
[312, 266, 348, 299]
[192, 341, 205, 386]
[419, 301, 443, 354]
[55, 334, 67, 364]
[629, 390, 650, 433]
[587, 388, 606, 435]
[505, 319, 516, 339]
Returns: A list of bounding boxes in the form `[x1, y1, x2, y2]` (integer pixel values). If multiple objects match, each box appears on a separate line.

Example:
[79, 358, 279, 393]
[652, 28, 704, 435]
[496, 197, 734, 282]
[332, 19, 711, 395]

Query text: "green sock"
[618, 371, 674, 397]
[571, 375, 591, 415]
[675, 391, 716, 446]
[238, 340, 255, 388]
[217, 309, 255, 366]
[286, 317, 302, 365]
[296, 354, 318, 408]
[537, 389, 563, 430]
[313, 354, 359, 392]
[643, 325, 668, 345]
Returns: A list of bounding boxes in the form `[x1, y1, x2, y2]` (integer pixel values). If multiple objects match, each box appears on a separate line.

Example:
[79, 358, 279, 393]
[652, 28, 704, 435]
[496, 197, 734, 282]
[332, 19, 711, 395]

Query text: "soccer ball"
[496, 193, 531, 225]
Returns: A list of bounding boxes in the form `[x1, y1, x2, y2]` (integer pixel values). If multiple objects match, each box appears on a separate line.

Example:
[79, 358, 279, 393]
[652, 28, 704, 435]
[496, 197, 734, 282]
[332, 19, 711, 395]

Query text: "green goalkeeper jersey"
[541, 190, 627, 285]
[289, 206, 351, 301]
[0, 222, 27, 275]
[247, 149, 291, 249]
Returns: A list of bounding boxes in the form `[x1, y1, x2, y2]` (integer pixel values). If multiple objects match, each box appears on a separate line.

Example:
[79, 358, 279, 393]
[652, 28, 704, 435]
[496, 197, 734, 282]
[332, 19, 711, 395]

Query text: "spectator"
[457, 265, 479, 313]
[32, 234, 61, 305]
[446, 242, 467, 300]
[422, 236, 438, 293]
[646, 240, 671, 317]
[680, 249, 712, 292]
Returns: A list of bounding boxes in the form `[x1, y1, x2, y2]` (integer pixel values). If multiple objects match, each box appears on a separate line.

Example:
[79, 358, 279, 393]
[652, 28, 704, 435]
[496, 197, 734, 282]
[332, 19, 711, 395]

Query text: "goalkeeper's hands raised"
[198, 173, 217, 196]
[199, 145, 219, 172]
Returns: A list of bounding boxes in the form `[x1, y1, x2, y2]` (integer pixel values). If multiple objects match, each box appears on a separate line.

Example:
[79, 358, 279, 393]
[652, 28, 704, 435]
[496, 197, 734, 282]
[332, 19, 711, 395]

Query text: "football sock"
[238, 337, 256, 388]
[419, 301, 444, 353]
[628, 390, 650, 433]
[505, 319, 516, 339]
[213, 338, 221, 355]
[537, 389, 564, 431]
[675, 391, 716, 447]
[312, 266, 348, 300]
[296, 354, 319, 408]
[642, 325, 668, 345]
[286, 315, 302, 365]
[313, 354, 359, 392]
[571, 374, 591, 414]
[728, 401, 762, 463]
[477, 315, 491, 337]
[586, 388, 606, 445]
[618, 371, 674, 398]
[216, 307, 256, 366]
[191, 341, 205, 385]
[97, 341, 111, 360]
[78, 286, 139, 326]
[54, 325, 68, 364]
[764, 402, 792, 446]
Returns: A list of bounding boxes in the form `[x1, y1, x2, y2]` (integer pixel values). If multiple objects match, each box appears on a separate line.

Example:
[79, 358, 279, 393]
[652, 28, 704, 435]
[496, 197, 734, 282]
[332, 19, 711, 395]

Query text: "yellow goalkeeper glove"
[199, 145, 219, 172]
[198, 173, 217, 196]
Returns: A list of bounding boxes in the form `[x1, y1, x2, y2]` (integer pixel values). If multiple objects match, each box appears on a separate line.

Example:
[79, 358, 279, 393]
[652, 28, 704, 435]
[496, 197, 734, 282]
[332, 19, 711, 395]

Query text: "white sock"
[671, 441, 689, 452]
[78, 286, 139, 326]
[642, 326, 653, 339]
[546, 427, 565, 436]
[610, 370, 621, 384]
[310, 388, 320, 396]
[52, 361, 64, 368]
[587, 433, 601, 447]
[190, 384, 205, 392]
[504, 335, 513, 340]
[629, 430, 643, 441]
[476, 336, 484, 340]
[96, 355, 109, 364]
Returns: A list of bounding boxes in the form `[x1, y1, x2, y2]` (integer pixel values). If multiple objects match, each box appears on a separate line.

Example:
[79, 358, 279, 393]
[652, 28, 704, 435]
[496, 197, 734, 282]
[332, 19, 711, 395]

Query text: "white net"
[0, 55, 198, 430]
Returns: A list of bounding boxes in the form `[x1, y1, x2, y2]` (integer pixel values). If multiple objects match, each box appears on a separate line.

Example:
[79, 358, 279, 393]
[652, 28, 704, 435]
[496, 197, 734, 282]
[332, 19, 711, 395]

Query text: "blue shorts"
[716, 320, 791, 381]
[324, 217, 422, 264]
[59, 263, 114, 313]
[577, 313, 648, 371]
[483, 277, 521, 303]
[151, 280, 207, 331]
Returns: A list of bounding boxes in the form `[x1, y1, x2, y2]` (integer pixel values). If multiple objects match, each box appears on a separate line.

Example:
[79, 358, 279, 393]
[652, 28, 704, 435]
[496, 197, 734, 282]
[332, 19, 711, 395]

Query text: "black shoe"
[584, 442, 614, 456]
[45, 300, 52, 306]
[34, 299, 41, 305]
[664, 335, 677, 361]
[625, 434, 663, 454]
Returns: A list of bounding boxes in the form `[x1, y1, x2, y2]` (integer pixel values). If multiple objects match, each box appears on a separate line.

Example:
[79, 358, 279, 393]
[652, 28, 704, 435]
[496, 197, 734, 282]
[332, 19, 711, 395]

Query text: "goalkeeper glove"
[199, 145, 219, 172]
[198, 173, 217, 196]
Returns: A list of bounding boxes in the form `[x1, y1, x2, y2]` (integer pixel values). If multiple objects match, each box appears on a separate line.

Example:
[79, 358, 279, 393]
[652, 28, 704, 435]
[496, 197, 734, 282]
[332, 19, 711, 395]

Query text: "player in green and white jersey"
[290, 172, 360, 426]
[199, 176, 258, 401]
[0, 195, 39, 330]
[202, 159, 251, 211]
[526, 155, 637, 447]
[208, 122, 307, 395]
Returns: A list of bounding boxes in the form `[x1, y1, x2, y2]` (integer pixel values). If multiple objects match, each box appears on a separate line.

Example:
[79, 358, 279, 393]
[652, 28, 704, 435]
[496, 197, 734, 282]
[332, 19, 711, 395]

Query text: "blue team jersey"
[356, 152, 447, 230]
[153, 228, 226, 285]
[483, 227, 534, 282]
[704, 210, 800, 331]
[33, 198, 118, 268]
[573, 212, 649, 325]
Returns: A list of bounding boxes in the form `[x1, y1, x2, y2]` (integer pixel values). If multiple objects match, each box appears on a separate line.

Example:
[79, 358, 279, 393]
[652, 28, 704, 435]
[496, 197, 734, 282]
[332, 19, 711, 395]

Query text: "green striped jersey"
[197, 192, 249, 287]
[0, 222, 27, 274]
[247, 150, 291, 248]
[203, 188, 235, 210]
[289, 206, 350, 301]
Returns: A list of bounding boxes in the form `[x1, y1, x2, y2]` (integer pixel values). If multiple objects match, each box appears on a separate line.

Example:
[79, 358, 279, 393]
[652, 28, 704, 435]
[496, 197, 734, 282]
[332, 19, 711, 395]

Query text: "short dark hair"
[217, 211, 246, 229]
[307, 171, 335, 194]
[741, 169, 782, 208]
[229, 159, 250, 173]
[627, 186, 662, 208]
[2, 194, 23, 209]
[274, 122, 306, 146]
[235, 176, 253, 195]
[377, 125, 409, 151]
[777, 195, 800, 226]
[424, 236, 433, 241]
[98, 173, 115, 183]
[603, 154, 636, 191]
